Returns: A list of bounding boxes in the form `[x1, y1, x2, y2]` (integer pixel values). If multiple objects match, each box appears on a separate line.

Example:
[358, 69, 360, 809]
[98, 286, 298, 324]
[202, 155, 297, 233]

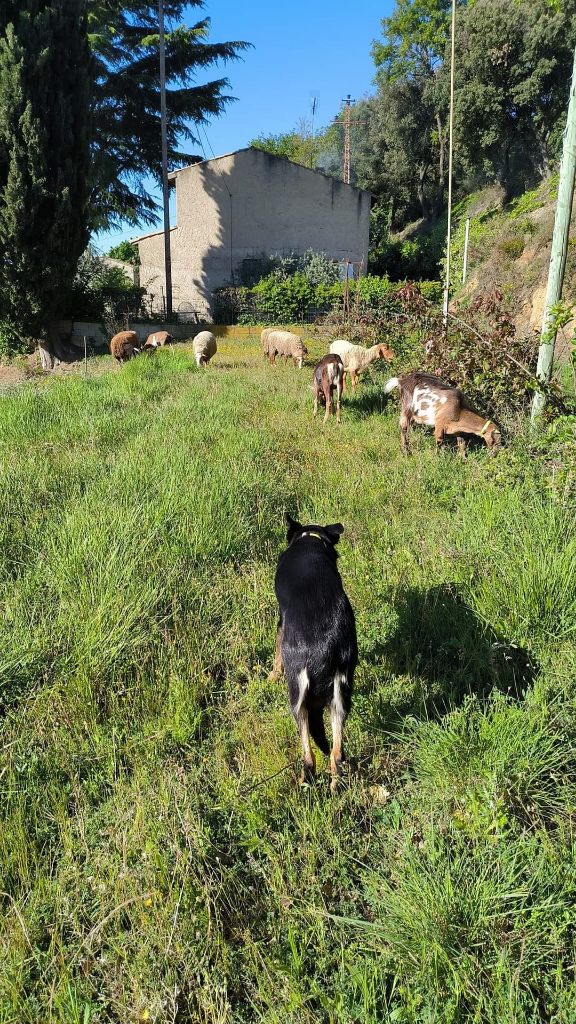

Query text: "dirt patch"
[0, 364, 27, 392]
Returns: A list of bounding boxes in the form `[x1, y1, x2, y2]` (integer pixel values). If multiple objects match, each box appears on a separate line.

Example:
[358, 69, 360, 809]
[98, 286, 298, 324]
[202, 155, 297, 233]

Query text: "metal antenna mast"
[158, 0, 173, 319]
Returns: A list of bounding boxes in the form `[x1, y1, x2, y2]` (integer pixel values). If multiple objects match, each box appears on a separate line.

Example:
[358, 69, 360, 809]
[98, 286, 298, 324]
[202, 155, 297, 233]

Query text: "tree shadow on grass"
[363, 583, 538, 732]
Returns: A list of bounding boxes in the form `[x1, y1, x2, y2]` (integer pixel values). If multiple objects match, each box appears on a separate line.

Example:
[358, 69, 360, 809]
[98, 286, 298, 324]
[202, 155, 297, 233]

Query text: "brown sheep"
[384, 372, 501, 453]
[110, 330, 140, 363]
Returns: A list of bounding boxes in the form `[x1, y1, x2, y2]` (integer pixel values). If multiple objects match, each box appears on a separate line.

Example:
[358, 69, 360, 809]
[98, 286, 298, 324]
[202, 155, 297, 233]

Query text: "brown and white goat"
[110, 330, 140, 363]
[313, 354, 344, 423]
[384, 372, 501, 453]
[145, 330, 172, 349]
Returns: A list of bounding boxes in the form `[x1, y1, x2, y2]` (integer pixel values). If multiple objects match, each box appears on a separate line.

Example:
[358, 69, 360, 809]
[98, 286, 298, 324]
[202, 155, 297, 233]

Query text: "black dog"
[270, 514, 357, 791]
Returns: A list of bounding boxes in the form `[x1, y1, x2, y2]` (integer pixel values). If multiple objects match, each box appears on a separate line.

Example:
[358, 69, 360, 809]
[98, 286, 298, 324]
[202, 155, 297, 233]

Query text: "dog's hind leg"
[268, 621, 284, 681]
[297, 706, 316, 784]
[329, 673, 348, 793]
[292, 668, 316, 784]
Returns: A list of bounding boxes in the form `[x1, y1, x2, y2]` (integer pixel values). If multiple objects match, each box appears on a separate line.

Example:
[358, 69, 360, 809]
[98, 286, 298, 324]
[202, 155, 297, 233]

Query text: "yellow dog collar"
[479, 420, 492, 436]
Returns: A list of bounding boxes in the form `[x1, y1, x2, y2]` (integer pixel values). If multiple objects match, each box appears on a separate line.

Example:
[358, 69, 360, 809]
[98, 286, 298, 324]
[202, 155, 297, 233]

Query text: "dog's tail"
[383, 376, 399, 395]
[308, 706, 330, 755]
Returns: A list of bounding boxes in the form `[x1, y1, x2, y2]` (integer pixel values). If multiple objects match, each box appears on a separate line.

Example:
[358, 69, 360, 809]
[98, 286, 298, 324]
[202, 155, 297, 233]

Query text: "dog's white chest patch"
[413, 386, 440, 426]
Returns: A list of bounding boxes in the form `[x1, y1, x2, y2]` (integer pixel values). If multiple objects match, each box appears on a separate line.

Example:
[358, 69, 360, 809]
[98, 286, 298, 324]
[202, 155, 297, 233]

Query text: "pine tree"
[89, 2, 249, 229]
[0, 1, 91, 354]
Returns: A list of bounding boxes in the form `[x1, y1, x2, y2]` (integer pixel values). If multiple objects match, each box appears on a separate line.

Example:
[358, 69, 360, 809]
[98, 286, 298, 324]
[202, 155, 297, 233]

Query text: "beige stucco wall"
[135, 149, 370, 316]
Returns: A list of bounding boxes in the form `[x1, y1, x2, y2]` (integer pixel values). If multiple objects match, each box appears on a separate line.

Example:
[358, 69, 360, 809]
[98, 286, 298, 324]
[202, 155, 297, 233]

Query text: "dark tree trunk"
[417, 165, 430, 220]
[37, 322, 77, 370]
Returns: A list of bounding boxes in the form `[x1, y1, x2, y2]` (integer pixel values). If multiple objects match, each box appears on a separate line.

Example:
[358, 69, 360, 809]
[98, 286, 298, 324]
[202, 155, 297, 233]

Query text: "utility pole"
[343, 95, 352, 185]
[158, 0, 173, 319]
[335, 96, 367, 185]
[531, 44, 576, 421]
[442, 0, 457, 331]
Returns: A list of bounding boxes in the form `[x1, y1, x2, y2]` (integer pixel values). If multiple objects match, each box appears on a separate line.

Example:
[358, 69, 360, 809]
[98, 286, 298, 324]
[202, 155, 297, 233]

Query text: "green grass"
[1, 339, 575, 1023]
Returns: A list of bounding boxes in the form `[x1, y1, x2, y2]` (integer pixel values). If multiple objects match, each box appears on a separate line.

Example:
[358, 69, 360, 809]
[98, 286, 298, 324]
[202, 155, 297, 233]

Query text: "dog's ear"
[324, 522, 344, 544]
[285, 512, 301, 541]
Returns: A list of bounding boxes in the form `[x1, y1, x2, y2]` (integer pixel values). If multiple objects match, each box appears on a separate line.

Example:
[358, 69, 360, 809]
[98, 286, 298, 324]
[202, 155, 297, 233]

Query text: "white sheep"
[328, 339, 395, 391]
[261, 328, 308, 368]
[193, 330, 217, 366]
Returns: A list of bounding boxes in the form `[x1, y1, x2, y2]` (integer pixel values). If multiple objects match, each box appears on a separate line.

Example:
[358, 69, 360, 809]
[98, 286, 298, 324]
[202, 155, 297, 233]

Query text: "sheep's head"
[378, 344, 395, 362]
[296, 343, 308, 369]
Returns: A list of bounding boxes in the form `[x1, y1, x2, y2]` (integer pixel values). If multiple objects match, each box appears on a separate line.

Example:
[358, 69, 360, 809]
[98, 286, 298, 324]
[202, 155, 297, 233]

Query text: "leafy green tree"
[89, 1, 249, 229]
[107, 240, 141, 266]
[0, 0, 91, 354]
[449, 0, 576, 192]
[372, 0, 460, 79]
[369, 0, 467, 220]
[250, 119, 338, 171]
[353, 82, 442, 223]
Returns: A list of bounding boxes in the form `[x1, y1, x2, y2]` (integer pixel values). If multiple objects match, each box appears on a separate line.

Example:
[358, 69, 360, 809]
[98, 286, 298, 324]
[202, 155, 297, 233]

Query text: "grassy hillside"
[1, 339, 575, 1023]
[447, 177, 576, 355]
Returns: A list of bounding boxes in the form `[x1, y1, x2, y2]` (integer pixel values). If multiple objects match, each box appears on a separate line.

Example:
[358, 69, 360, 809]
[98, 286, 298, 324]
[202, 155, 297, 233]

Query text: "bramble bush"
[423, 290, 540, 419]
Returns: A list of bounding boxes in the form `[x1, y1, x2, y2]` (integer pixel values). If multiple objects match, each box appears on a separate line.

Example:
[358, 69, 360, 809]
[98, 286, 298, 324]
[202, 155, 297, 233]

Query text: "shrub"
[274, 249, 342, 286]
[0, 319, 27, 358]
[498, 235, 525, 260]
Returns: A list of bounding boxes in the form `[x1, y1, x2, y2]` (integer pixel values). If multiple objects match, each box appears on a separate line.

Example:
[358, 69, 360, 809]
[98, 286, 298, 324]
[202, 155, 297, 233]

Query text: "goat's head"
[482, 421, 502, 450]
[378, 344, 395, 362]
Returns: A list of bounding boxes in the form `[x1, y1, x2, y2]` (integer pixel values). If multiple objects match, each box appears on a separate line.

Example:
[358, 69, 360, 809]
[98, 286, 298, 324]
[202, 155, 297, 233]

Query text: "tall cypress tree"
[89, 2, 249, 229]
[0, 1, 91, 352]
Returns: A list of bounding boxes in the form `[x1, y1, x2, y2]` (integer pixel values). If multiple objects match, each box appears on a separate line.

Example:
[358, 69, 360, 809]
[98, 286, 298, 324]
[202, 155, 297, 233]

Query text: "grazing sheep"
[193, 330, 217, 366]
[110, 330, 140, 364]
[313, 354, 344, 423]
[262, 328, 308, 368]
[329, 339, 395, 391]
[145, 330, 172, 348]
[384, 372, 501, 453]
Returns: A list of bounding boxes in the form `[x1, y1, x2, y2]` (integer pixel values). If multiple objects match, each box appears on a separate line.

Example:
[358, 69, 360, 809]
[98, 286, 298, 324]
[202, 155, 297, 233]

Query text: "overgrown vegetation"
[106, 240, 140, 266]
[1, 339, 575, 1022]
[65, 246, 143, 321]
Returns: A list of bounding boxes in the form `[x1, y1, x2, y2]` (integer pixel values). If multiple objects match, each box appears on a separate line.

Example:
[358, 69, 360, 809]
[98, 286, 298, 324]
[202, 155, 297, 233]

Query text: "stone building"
[132, 147, 370, 317]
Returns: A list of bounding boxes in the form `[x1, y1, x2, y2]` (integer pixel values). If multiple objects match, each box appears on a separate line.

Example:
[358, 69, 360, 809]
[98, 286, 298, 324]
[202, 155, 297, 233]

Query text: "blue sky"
[96, 0, 393, 252]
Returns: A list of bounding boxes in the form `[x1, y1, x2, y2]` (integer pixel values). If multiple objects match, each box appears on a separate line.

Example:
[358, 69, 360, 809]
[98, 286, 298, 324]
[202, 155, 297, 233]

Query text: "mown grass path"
[1, 339, 575, 1023]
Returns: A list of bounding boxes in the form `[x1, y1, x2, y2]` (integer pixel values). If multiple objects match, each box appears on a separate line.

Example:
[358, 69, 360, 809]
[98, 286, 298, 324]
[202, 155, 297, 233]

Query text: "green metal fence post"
[531, 45, 576, 422]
